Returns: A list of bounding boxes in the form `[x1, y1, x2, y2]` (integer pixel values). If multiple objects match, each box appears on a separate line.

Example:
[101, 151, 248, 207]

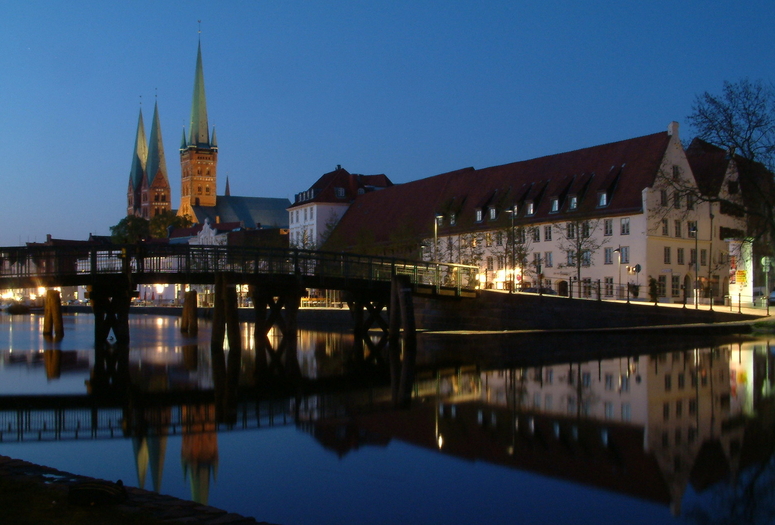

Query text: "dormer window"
[569, 195, 578, 210]
[526, 202, 534, 216]
[597, 191, 608, 207]
[475, 209, 483, 222]
[450, 213, 456, 226]
[550, 198, 559, 213]
[489, 208, 497, 220]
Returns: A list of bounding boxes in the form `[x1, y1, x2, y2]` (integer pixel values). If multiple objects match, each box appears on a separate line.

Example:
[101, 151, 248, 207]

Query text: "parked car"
[768, 290, 775, 306]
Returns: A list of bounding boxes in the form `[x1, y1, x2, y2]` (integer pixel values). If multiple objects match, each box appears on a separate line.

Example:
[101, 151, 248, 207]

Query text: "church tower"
[127, 109, 147, 217]
[178, 41, 218, 220]
[145, 101, 172, 217]
[126, 103, 171, 219]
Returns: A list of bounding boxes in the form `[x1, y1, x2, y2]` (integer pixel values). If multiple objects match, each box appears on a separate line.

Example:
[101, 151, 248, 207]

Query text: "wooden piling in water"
[393, 274, 417, 408]
[180, 290, 198, 335]
[43, 289, 64, 340]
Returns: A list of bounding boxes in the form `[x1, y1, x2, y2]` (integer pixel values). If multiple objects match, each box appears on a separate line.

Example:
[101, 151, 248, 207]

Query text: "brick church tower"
[126, 103, 172, 219]
[178, 41, 218, 220]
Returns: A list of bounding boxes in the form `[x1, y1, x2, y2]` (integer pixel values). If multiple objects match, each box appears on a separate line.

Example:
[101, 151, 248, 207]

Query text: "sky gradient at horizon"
[1, 1, 773, 245]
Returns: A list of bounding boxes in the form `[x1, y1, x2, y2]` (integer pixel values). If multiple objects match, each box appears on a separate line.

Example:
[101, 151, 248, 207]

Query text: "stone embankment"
[0, 455, 276, 524]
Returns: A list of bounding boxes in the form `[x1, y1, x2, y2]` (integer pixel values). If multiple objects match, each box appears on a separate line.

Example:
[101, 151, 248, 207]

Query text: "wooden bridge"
[0, 244, 478, 405]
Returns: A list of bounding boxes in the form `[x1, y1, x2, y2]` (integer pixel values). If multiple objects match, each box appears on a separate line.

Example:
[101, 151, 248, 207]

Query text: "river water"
[0, 312, 773, 525]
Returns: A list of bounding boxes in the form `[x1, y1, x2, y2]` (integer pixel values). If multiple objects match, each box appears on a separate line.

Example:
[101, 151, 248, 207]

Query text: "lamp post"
[433, 213, 443, 262]
[505, 205, 516, 293]
[689, 222, 700, 310]
[614, 246, 621, 299]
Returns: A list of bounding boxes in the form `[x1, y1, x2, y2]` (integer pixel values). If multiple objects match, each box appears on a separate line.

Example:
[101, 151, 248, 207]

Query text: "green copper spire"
[180, 128, 187, 150]
[146, 101, 168, 186]
[188, 41, 210, 148]
[129, 109, 147, 190]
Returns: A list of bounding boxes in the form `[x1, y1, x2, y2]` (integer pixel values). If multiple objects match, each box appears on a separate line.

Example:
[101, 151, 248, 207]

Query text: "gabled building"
[324, 122, 747, 303]
[288, 166, 392, 249]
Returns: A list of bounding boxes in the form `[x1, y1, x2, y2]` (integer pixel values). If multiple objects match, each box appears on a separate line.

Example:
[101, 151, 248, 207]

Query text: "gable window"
[674, 191, 681, 209]
[597, 192, 608, 207]
[475, 209, 483, 222]
[604, 219, 613, 236]
[544, 225, 552, 241]
[660, 189, 668, 207]
[569, 195, 578, 210]
[672, 165, 680, 180]
[335, 187, 345, 198]
[687, 194, 694, 210]
[620, 218, 630, 235]
[550, 198, 559, 213]
[489, 208, 497, 220]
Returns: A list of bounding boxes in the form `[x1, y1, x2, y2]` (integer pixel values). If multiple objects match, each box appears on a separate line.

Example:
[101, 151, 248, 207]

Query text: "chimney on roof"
[667, 121, 679, 137]
[336, 164, 342, 171]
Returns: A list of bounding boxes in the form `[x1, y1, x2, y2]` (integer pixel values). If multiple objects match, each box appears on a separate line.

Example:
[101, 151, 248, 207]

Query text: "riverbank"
[0, 455, 275, 525]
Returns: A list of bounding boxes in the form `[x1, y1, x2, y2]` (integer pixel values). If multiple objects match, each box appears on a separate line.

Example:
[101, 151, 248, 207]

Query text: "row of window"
[659, 189, 695, 210]
[660, 219, 698, 238]
[663, 398, 699, 421]
[663, 246, 706, 266]
[290, 207, 315, 224]
[473, 188, 615, 224]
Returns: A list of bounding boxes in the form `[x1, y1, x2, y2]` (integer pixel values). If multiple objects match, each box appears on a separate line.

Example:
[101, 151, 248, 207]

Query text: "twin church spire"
[127, 39, 217, 221]
[127, 101, 170, 218]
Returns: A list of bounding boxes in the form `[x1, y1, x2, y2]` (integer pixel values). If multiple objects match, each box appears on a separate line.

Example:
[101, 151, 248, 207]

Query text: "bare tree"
[684, 79, 775, 245]
[553, 219, 608, 290]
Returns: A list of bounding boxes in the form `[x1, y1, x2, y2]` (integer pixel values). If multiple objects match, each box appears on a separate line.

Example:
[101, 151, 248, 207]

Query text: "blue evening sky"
[0, 1, 772, 246]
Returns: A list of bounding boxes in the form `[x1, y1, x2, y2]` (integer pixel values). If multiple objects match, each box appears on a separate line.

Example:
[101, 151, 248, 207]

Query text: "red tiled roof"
[325, 131, 672, 253]
[288, 167, 393, 209]
[685, 138, 731, 197]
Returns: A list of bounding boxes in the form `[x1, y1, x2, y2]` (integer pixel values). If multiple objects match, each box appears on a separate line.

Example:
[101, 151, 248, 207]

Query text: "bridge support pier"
[211, 276, 241, 423]
[42, 289, 64, 340]
[250, 284, 302, 381]
[390, 275, 417, 408]
[346, 289, 390, 366]
[180, 290, 198, 335]
[90, 281, 131, 346]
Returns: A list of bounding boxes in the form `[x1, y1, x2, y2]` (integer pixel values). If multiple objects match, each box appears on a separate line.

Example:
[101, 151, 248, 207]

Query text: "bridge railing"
[0, 245, 480, 292]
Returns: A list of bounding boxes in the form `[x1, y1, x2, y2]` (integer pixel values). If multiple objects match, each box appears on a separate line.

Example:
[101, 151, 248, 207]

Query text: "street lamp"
[433, 213, 443, 262]
[690, 223, 699, 309]
[614, 246, 621, 299]
[504, 205, 516, 293]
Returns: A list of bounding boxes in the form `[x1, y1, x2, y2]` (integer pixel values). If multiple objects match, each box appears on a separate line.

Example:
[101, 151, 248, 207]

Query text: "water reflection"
[0, 313, 773, 523]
